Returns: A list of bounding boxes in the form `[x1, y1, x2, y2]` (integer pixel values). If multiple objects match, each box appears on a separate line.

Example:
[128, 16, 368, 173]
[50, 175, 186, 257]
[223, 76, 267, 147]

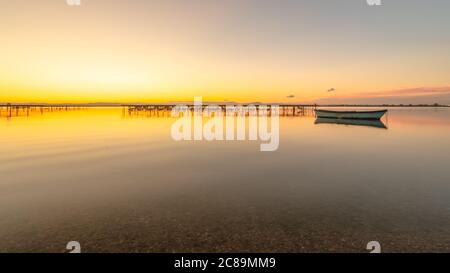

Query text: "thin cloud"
[362, 87, 450, 97]
[310, 86, 450, 105]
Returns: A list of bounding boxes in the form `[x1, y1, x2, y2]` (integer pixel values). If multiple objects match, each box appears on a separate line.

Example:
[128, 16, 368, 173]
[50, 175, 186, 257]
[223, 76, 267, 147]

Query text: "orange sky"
[1, 1, 449, 103]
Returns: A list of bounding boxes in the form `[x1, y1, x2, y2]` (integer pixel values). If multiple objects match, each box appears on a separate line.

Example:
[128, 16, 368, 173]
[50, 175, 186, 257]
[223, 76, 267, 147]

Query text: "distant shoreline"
[0, 103, 448, 108]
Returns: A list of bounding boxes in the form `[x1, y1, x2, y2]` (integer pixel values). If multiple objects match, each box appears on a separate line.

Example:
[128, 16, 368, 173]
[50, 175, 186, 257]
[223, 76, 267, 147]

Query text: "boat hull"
[315, 109, 387, 120]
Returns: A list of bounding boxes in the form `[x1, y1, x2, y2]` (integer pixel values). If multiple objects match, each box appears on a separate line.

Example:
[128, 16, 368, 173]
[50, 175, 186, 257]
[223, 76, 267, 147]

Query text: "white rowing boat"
[314, 109, 387, 120]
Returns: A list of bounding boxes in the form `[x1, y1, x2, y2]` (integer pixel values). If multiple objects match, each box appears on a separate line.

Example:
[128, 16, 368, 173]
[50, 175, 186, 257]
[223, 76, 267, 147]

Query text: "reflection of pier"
[125, 104, 316, 118]
[0, 104, 84, 119]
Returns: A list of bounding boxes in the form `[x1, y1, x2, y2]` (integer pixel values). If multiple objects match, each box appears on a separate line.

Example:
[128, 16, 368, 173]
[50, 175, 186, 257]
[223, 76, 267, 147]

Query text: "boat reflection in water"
[315, 117, 388, 129]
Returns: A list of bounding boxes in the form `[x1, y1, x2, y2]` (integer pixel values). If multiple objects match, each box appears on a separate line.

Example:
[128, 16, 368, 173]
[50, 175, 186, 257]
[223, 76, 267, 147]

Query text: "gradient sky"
[1, 0, 449, 103]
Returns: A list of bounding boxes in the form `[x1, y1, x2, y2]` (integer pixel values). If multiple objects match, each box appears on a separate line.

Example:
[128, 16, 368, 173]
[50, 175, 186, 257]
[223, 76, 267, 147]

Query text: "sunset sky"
[1, 0, 449, 103]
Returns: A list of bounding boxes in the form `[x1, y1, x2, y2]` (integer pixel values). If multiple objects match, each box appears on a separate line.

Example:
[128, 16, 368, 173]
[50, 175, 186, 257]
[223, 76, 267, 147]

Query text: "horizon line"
[0, 102, 448, 107]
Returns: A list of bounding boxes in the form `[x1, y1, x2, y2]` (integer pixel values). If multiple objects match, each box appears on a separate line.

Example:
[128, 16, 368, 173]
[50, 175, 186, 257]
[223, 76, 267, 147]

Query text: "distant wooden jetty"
[0, 104, 85, 118]
[0, 103, 317, 118]
[125, 104, 317, 117]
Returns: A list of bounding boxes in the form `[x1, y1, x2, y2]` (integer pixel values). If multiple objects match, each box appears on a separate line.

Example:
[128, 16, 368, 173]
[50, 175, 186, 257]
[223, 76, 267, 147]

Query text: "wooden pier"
[125, 104, 317, 117]
[0, 104, 85, 119]
[0, 103, 317, 119]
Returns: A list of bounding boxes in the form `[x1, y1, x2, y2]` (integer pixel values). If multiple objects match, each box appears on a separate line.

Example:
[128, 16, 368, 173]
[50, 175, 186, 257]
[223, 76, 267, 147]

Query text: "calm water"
[0, 107, 449, 253]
